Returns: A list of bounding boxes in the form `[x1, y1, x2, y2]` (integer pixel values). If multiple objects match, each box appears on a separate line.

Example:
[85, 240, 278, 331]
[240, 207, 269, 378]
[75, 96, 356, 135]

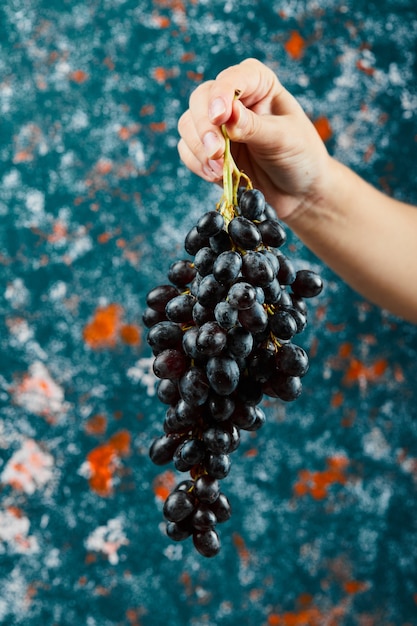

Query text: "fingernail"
[208, 159, 223, 177]
[209, 97, 226, 122]
[202, 164, 217, 179]
[203, 131, 221, 158]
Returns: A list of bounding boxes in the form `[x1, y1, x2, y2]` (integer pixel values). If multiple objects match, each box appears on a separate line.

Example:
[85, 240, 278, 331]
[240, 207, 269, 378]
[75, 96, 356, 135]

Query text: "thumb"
[223, 99, 276, 148]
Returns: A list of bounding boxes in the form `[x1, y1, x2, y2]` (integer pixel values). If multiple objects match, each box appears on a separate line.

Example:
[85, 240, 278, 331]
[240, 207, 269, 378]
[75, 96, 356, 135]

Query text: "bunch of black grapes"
[143, 187, 323, 557]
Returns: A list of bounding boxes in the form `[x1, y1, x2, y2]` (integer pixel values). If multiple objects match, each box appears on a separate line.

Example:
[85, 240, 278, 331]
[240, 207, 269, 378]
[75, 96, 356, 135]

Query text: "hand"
[177, 58, 332, 220]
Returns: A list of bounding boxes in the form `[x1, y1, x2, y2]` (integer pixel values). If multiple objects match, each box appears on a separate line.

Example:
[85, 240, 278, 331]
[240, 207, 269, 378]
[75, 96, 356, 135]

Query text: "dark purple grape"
[149, 433, 185, 465]
[241, 251, 275, 286]
[238, 301, 268, 334]
[210, 492, 232, 523]
[228, 216, 262, 250]
[157, 379, 180, 405]
[270, 373, 302, 401]
[276, 254, 296, 285]
[291, 294, 308, 314]
[175, 399, 202, 426]
[258, 219, 287, 247]
[270, 309, 298, 340]
[291, 269, 323, 298]
[214, 301, 239, 330]
[173, 448, 194, 472]
[168, 259, 196, 287]
[281, 305, 307, 334]
[275, 343, 309, 377]
[182, 327, 200, 359]
[205, 453, 231, 479]
[209, 229, 233, 254]
[147, 321, 183, 354]
[179, 366, 210, 406]
[264, 202, 279, 221]
[166, 520, 193, 541]
[193, 528, 221, 557]
[227, 281, 256, 310]
[203, 426, 231, 454]
[165, 294, 195, 323]
[184, 226, 209, 255]
[226, 326, 253, 359]
[248, 347, 274, 383]
[175, 479, 194, 493]
[192, 505, 217, 530]
[164, 406, 192, 433]
[194, 247, 217, 277]
[197, 211, 224, 237]
[206, 356, 240, 396]
[153, 349, 189, 380]
[263, 278, 282, 305]
[194, 475, 220, 503]
[245, 406, 266, 431]
[260, 249, 280, 275]
[192, 301, 214, 326]
[231, 403, 257, 430]
[197, 274, 228, 308]
[238, 188, 265, 220]
[236, 376, 263, 406]
[142, 307, 166, 328]
[213, 250, 242, 284]
[189, 274, 202, 297]
[196, 321, 227, 356]
[163, 490, 195, 522]
[208, 394, 235, 422]
[146, 284, 179, 312]
[178, 438, 206, 465]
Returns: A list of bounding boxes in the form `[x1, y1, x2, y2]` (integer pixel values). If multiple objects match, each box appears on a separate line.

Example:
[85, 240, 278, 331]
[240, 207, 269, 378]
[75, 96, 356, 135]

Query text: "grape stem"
[217, 96, 252, 225]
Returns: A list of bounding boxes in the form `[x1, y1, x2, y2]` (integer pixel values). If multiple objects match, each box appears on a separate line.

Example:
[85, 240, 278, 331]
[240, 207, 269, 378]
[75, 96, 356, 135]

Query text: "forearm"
[286, 158, 417, 323]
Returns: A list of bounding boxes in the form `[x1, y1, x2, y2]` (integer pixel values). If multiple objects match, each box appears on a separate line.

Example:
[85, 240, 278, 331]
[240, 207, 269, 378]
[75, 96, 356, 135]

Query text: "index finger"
[207, 57, 296, 125]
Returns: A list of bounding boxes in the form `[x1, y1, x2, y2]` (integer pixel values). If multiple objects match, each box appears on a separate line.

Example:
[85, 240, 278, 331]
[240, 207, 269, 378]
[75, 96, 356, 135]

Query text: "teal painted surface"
[0, 1, 416, 624]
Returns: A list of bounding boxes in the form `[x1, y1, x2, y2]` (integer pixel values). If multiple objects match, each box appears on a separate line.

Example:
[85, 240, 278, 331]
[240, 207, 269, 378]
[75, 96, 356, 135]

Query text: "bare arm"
[177, 58, 417, 323]
[287, 159, 417, 323]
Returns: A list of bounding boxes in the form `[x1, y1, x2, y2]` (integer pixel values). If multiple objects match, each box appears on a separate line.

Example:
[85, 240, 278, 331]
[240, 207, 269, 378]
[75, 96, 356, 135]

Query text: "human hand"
[177, 58, 332, 220]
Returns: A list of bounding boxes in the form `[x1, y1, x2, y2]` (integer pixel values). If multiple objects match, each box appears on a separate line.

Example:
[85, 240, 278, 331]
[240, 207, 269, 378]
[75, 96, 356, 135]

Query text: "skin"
[178, 58, 417, 323]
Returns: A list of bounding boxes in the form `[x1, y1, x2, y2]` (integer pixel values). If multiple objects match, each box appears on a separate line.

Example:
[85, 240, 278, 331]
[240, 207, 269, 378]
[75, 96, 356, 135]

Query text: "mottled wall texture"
[0, 1, 416, 625]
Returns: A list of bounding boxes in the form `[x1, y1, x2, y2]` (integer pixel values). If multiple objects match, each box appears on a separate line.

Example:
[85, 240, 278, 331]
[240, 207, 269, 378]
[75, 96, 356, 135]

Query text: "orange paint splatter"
[284, 31, 306, 60]
[313, 116, 333, 142]
[181, 52, 195, 62]
[69, 69, 89, 83]
[344, 357, 387, 385]
[294, 456, 349, 500]
[343, 580, 368, 594]
[149, 121, 167, 133]
[47, 221, 67, 243]
[120, 324, 141, 346]
[153, 470, 176, 501]
[187, 70, 204, 82]
[232, 532, 250, 566]
[118, 126, 131, 141]
[153, 66, 176, 83]
[356, 59, 375, 76]
[86, 430, 131, 496]
[331, 391, 344, 408]
[95, 159, 113, 175]
[140, 104, 155, 116]
[152, 14, 171, 28]
[83, 303, 123, 349]
[244, 448, 258, 458]
[13, 149, 34, 163]
[85, 414, 108, 436]
[339, 343, 353, 358]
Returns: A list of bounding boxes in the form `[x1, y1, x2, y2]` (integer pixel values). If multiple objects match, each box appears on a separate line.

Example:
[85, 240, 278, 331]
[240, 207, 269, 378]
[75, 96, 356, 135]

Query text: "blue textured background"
[0, 1, 416, 625]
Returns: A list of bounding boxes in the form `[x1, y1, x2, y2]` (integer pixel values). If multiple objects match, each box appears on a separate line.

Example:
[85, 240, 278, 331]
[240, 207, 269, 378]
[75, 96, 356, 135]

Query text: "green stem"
[218, 124, 253, 226]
